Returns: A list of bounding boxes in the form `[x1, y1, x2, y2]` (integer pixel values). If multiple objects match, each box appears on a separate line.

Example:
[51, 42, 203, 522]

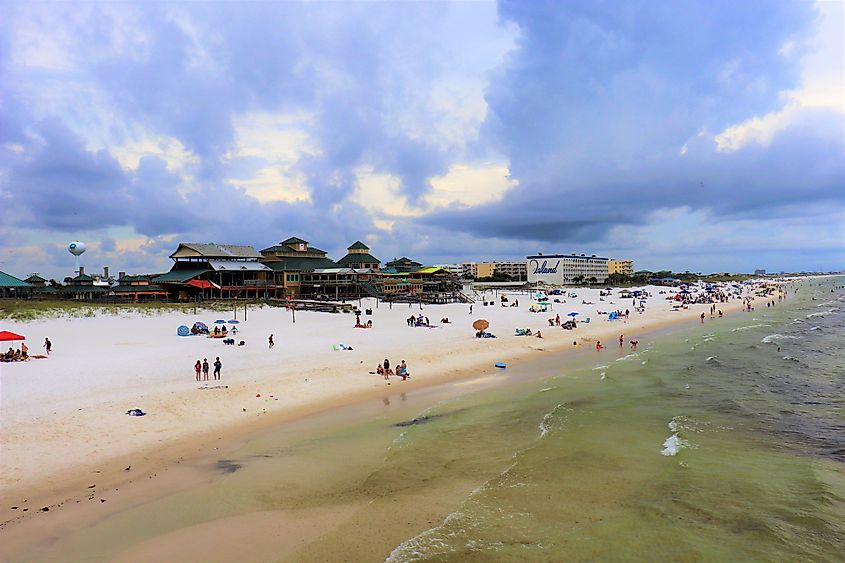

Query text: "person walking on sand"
[469, 304, 473, 315]
[268, 334, 274, 349]
[202, 358, 209, 381]
[44, 337, 52, 355]
[700, 312, 705, 323]
[213, 357, 222, 380]
[619, 334, 624, 347]
[194, 360, 202, 382]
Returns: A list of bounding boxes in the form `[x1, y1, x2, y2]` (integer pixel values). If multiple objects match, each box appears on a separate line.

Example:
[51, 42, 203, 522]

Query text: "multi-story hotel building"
[455, 261, 528, 280]
[526, 253, 609, 285]
[608, 259, 634, 276]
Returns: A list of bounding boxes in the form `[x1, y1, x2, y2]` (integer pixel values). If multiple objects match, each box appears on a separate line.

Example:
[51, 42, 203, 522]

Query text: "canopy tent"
[186, 279, 221, 290]
[0, 331, 25, 341]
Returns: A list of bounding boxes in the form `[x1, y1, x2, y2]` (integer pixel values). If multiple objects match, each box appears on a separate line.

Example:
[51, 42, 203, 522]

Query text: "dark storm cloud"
[418, 0, 843, 244]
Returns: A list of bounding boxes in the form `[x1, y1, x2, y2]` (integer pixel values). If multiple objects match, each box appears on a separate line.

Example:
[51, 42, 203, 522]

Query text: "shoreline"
[0, 291, 753, 540]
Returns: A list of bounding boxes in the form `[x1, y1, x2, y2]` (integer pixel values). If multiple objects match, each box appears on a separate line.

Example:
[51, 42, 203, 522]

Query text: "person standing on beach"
[700, 312, 705, 323]
[44, 337, 52, 355]
[469, 304, 473, 314]
[619, 334, 624, 347]
[268, 334, 274, 349]
[194, 360, 201, 382]
[213, 357, 222, 380]
[202, 358, 209, 381]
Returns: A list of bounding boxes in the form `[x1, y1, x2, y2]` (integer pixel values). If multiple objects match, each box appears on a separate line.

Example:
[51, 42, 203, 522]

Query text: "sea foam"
[761, 334, 800, 344]
[661, 434, 687, 456]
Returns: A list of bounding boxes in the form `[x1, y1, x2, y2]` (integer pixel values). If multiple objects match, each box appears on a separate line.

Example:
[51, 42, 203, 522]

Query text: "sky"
[1, 0, 843, 279]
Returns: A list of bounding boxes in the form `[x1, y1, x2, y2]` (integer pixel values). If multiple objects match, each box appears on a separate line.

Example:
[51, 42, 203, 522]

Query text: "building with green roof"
[335, 241, 380, 271]
[0, 271, 32, 298]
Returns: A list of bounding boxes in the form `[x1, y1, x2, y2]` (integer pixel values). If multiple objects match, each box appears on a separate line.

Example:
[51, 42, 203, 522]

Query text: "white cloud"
[714, 1, 844, 152]
[350, 161, 518, 226]
[222, 112, 320, 203]
[112, 136, 198, 171]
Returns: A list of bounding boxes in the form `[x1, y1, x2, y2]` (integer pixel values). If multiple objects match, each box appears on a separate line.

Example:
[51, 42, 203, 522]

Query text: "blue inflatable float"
[177, 325, 190, 336]
[495, 362, 506, 369]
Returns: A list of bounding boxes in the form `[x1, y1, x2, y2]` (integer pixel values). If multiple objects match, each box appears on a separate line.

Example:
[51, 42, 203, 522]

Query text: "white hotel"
[526, 253, 609, 285]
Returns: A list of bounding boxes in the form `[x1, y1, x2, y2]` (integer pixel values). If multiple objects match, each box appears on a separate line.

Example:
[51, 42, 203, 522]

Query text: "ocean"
[18, 278, 844, 562]
[383, 277, 845, 561]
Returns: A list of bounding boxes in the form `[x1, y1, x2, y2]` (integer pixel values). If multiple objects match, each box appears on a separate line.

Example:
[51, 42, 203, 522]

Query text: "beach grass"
[0, 299, 269, 321]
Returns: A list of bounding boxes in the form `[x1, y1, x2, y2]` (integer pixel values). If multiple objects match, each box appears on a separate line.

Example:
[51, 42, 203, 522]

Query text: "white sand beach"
[0, 285, 756, 508]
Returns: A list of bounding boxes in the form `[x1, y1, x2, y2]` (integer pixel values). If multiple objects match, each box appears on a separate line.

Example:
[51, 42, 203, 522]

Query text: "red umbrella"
[0, 331, 25, 341]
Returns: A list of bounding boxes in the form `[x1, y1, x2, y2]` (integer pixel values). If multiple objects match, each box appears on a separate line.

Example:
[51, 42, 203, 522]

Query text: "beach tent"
[0, 330, 25, 341]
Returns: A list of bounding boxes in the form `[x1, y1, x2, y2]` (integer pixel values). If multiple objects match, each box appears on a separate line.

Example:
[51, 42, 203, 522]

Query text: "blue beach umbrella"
[227, 320, 240, 324]
[214, 319, 226, 324]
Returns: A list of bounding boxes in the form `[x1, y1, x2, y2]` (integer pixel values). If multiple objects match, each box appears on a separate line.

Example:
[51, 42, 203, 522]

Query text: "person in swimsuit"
[194, 360, 202, 382]
[202, 358, 209, 381]
[213, 357, 222, 380]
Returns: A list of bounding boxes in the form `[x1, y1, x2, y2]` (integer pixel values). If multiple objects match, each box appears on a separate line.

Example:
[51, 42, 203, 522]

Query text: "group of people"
[212, 325, 229, 336]
[407, 314, 431, 327]
[354, 314, 374, 328]
[2, 343, 28, 362]
[548, 314, 577, 330]
[376, 358, 410, 380]
[596, 335, 638, 351]
[1, 338, 51, 362]
[194, 357, 223, 381]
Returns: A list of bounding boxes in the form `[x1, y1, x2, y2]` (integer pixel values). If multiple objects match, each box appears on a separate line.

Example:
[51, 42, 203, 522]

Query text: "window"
[286, 274, 299, 282]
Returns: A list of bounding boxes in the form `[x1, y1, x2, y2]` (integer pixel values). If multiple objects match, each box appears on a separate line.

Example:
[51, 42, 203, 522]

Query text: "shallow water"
[16, 279, 845, 562]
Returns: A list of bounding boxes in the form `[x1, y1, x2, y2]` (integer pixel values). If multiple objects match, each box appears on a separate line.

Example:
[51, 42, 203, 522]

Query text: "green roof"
[347, 241, 369, 250]
[154, 269, 212, 283]
[25, 274, 46, 283]
[280, 236, 308, 245]
[70, 273, 94, 282]
[0, 271, 31, 288]
[386, 257, 421, 266]
[265, 257, 337, 272]
[336, 253, 380, 266]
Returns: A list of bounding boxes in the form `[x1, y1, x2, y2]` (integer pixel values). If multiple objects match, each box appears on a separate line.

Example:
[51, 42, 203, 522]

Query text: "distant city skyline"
[1, 1, 843, 279]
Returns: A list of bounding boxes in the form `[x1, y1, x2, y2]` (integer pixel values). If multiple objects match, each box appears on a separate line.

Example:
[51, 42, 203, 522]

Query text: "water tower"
[68, 241, 87, 274]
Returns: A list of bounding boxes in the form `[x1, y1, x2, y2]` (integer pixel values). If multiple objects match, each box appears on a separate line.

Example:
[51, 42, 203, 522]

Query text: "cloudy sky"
[1, 0, 843, 279]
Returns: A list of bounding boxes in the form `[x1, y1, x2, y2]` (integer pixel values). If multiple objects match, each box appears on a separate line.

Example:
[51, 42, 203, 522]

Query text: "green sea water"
[18, 279, 844, 562]
[384, 278, 845, 562]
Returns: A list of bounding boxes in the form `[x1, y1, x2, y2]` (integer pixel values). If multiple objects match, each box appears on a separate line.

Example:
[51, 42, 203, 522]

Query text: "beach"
[0, 283, 772, 556]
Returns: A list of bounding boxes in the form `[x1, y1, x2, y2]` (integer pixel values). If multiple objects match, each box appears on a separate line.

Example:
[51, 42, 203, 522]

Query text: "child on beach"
[44, 338, 52, 355]
[268, 334, 274, 349]
[596, 341, 604, 350]
[202, 358, 209, 381]
[194, 360, 201, 382]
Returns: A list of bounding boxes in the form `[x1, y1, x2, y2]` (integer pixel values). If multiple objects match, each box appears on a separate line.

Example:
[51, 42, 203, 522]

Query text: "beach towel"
[126, 408, 146, 416]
